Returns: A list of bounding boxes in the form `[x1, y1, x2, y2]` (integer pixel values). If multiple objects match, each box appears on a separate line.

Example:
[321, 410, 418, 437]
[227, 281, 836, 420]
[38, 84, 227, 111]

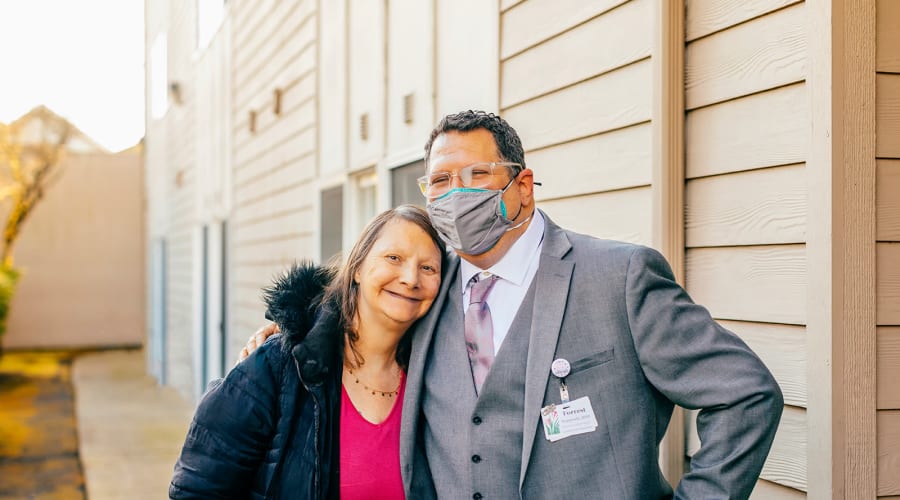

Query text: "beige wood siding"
[160, 0, 199, 401]
[761, 406, 807, 491]
[878, 74, 900, 158]
[685, 163, 806, 247]
[879, 327, 900, 410]
[880, 411, 900, 496]
[878, 0, 900, 495]
[750, 478, 807, 499]
[501, 0, 653, 245]
[386, 0, 434, 161]
[528, 123, 652, 201]
[685, 3, 806, 109]
[719, 320, 806, 407]
[684, 0, 807, 493]
[685, 0, 803, 41]
[685, 83, 808, 178]
[500, 0, 628, 59]
[500, 0, 650, 109]
[435, 0, 499, 117]
[229, 0, 318, 354]
[348, 0, 384, 169]
[877, 0, 900, 72]
[318, 0, 347, 175]
[878, 160, 900, 240]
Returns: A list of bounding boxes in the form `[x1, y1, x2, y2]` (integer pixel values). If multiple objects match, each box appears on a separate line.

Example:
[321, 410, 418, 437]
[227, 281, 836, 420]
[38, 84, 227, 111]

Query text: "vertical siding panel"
[837, 0, 878, 495]
[651, 0, 686, 482]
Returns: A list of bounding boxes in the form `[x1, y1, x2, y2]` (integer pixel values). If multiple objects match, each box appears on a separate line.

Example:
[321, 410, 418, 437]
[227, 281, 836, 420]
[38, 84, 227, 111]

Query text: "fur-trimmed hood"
[262, 260, 336, 349]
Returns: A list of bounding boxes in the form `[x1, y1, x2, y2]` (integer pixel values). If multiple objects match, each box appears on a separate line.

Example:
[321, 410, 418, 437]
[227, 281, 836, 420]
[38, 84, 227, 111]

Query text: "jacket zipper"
[295, 357, 321, 498]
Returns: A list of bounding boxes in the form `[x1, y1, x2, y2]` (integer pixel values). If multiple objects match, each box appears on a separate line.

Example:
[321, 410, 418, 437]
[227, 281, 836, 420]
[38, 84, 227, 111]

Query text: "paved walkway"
[0, 351, 85, 499]
[73, 350, 194, 500]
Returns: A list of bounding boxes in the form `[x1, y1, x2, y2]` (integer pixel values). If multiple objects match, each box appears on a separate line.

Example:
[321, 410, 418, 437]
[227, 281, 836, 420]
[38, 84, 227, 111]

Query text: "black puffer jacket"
[170, 262, 343, 499]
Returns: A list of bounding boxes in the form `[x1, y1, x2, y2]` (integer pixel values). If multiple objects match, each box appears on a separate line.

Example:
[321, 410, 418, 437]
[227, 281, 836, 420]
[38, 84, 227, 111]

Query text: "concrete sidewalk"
[73, 350, 193, 500]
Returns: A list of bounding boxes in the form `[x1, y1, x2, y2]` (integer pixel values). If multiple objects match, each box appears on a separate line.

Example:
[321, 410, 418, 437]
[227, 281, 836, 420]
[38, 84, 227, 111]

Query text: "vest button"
[472, 415, 482, 425]
[473, 494, 483, 500]
[471, 454, 482, 463]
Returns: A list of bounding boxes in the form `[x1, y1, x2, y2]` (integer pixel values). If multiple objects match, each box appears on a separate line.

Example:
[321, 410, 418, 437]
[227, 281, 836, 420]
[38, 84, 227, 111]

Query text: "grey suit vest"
[422, 271, 537, 499]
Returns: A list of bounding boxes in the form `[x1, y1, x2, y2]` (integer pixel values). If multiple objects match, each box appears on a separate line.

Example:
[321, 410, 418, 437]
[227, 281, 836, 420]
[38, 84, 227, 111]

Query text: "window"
[391, 160, 425, 208]
[320, 186, 343, 263]
[354, 171, 378, 233]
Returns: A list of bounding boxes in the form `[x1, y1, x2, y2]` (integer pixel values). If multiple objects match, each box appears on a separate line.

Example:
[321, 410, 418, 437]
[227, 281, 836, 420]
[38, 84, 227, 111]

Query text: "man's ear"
[516, 168, 535, 207]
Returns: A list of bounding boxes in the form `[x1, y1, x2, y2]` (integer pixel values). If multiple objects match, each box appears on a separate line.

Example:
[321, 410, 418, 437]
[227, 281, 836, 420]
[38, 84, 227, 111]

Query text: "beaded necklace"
[346, 367, 401, 398]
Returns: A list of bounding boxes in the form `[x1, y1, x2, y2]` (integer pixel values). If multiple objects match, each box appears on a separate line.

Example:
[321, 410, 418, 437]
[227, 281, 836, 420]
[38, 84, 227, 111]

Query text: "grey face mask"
[426, 181, 531, 255]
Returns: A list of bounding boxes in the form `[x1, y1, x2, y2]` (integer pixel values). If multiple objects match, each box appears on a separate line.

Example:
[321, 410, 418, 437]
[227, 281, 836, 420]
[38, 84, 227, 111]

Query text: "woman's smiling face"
[354, 219, 442, 331]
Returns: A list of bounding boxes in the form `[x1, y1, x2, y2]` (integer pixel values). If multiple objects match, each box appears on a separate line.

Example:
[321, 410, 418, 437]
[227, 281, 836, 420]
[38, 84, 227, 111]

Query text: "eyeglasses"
[417, 162, 521, 198]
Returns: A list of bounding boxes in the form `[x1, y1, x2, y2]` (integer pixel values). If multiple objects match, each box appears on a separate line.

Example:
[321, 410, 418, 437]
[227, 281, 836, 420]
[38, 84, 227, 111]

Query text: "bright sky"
[0, 0, 145, 153]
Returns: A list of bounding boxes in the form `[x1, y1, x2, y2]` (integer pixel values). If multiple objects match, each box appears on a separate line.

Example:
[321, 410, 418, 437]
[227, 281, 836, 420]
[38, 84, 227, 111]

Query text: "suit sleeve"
[169, 346, 281, 499]
[624, 246, 783, 499]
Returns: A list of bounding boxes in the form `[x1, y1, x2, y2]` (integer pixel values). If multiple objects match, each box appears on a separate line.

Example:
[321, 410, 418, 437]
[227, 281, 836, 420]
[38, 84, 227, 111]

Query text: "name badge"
[540, 396, 598, 442]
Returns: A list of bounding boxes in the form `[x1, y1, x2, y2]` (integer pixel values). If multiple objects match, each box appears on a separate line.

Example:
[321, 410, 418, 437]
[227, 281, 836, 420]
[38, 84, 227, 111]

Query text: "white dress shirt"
[461, 210, 545, 354]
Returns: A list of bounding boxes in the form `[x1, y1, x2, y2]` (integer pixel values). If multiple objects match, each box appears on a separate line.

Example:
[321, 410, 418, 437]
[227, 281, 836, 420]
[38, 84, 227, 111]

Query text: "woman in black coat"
[170, 205, 446, 499]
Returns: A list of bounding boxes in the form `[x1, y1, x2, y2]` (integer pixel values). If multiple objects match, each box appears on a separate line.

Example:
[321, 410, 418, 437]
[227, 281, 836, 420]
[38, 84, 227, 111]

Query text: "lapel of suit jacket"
[400, 249, 459, 491]
[520, 210, 574, 489]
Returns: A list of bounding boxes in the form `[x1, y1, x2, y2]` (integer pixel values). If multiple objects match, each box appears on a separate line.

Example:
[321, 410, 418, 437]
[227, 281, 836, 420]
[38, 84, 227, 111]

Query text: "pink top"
[339, 373, 406, 500]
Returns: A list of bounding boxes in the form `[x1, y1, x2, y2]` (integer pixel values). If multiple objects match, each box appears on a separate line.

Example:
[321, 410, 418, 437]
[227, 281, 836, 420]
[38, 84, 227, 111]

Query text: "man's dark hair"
[424, 110, 525, 173]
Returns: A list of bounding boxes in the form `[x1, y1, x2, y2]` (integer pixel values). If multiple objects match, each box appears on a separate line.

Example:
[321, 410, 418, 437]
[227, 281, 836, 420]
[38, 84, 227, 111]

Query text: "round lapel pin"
[551, 358, 571, 378]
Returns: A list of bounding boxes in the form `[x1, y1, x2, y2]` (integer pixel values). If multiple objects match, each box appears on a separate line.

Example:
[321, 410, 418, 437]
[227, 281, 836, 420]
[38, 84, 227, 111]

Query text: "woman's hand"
[237, 323, 280, 364]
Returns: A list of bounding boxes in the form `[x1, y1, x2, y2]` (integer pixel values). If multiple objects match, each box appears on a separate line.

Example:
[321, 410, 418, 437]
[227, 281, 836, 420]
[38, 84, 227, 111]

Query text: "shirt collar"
[460, 210, 545, 291]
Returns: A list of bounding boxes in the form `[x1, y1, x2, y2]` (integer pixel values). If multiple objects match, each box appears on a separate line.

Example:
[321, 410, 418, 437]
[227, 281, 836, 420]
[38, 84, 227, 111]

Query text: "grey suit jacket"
[400, 211, 783, 499]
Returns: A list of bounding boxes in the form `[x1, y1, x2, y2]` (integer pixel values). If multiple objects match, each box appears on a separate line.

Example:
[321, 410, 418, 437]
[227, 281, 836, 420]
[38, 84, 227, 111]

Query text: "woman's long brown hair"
[321, 204, 445, 370]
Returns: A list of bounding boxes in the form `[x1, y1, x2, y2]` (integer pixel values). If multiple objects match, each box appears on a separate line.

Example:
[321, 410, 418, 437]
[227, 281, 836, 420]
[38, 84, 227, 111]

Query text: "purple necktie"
[465, 274, 499, 395]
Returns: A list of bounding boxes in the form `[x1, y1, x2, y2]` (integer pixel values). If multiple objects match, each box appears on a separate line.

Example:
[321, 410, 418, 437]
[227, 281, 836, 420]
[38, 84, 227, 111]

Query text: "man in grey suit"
[400, 110, 783, 499]
[242, 110, 783, 498]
